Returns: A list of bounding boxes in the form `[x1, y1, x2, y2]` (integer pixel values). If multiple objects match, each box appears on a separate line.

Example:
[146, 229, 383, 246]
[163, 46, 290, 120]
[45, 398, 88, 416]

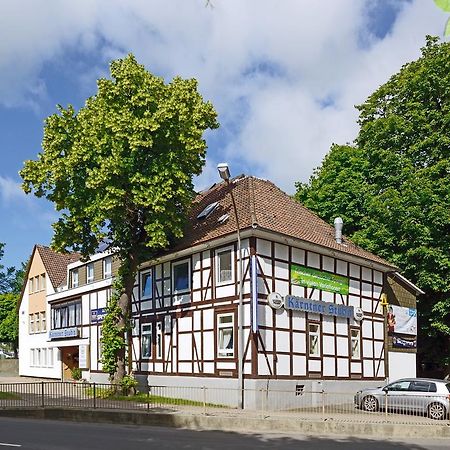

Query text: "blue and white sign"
[284, 295, 354, 319]
[49, 327, 79, 340]
[91, 307, 107, 324]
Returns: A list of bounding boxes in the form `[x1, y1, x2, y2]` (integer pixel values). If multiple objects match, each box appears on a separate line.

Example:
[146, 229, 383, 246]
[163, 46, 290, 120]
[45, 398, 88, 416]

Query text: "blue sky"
[0, 0, 445, 270]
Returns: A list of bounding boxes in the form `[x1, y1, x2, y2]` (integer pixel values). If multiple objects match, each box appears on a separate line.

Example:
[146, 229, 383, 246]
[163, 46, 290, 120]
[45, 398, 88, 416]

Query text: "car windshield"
[446, 383, 450, 393]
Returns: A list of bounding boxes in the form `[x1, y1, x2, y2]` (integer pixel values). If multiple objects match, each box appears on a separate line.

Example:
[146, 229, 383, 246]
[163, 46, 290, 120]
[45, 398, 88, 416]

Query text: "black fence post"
[93, 382, 96, 409]
[41, 381, 45, 408]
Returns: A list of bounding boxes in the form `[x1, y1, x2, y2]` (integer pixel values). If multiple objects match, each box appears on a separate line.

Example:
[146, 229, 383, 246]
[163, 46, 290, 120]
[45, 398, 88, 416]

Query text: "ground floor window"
[156, 322, 163, 359]
[141, 324, 152, 358]
[351, 328, 361, 359]
[308, 323, 321, 356]
[217, 313, 234, 357]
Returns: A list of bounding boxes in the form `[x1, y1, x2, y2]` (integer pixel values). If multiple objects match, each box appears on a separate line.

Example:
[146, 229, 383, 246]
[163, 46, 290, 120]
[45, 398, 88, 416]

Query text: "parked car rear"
[354, 378, 450, 420]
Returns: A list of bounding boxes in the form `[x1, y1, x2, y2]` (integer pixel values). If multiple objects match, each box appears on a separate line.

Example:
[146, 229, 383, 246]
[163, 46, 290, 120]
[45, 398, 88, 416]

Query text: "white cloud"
[0, 0, 446, 192]
[0, 175, 57, 230]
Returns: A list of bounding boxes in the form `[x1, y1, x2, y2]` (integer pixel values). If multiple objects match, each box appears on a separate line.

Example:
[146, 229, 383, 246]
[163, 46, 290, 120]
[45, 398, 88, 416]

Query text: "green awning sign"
[291, 264, 349, 295]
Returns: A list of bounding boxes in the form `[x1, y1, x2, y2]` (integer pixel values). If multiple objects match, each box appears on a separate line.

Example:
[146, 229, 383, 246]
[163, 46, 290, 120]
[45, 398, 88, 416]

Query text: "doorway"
[61, 346, 79, 380]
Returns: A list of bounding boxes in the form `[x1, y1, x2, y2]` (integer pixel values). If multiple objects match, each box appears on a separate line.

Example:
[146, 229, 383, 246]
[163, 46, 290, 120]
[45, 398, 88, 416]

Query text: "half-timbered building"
[19, 175, 420, 406]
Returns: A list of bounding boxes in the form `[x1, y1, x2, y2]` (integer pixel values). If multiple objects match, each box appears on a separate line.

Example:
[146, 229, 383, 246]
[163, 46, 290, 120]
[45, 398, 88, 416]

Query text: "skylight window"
[197, 201, 219, 220]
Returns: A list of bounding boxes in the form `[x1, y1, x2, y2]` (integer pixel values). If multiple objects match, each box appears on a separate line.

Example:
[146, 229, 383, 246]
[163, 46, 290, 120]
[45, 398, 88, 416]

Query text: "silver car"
[354, 378, 450, 420]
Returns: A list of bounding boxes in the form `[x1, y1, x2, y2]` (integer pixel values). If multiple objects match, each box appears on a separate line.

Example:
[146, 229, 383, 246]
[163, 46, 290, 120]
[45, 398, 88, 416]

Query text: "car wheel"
[427, 403, 446, 420]
[362, 395, 379, 412]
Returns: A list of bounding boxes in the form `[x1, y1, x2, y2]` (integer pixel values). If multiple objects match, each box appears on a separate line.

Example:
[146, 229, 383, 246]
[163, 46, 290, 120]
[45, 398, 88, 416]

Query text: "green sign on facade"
[291, 264, 349, 295]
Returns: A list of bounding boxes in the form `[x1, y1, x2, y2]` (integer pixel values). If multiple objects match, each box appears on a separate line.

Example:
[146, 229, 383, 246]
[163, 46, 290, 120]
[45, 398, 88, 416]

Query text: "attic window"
[197, 201, 219, 220]
[218, 214, 229, 224]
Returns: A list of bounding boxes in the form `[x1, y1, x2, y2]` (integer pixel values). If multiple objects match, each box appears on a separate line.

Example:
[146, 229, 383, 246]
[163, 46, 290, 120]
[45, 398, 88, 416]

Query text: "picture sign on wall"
[291, 264, 349, 295]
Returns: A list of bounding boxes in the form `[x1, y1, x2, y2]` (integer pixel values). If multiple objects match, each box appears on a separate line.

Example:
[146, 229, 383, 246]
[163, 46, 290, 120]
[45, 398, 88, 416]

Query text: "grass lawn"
[84, 386, 226, 408]
[0, 391, 20, 400]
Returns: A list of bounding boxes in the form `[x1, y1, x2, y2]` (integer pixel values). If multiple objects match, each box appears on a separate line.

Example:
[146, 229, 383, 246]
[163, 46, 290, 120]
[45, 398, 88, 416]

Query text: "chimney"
[334, 217, 343, 244]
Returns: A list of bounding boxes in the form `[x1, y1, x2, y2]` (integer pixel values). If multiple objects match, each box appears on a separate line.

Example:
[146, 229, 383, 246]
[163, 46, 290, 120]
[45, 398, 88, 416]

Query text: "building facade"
[19, 176, 421, 401]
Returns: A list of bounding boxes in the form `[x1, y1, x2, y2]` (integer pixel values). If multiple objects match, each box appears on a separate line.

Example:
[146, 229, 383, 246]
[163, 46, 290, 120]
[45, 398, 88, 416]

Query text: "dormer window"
[71, 269, 79, 288]
[103, 256, 112, 278]
[86, 263, 94, 284]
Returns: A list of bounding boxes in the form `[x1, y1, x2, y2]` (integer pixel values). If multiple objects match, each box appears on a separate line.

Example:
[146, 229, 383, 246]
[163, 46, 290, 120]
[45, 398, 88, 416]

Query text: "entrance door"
[61, 346, 79, 380]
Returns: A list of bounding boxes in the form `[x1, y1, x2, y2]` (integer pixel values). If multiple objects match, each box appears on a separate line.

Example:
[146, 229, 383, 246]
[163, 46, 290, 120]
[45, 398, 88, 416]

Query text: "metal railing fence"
[1, 382, 449, 426]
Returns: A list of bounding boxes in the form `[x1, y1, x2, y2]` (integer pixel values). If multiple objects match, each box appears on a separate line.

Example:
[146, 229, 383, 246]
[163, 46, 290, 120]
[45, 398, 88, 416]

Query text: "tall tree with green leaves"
[0, 243, 24, 356]
[20, 55, 219, 381]
[296, 36, 450, 373]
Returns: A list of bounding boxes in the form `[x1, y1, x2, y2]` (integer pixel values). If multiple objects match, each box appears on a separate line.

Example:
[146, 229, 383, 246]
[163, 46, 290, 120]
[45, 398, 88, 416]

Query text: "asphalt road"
[0, 417, 448, 450]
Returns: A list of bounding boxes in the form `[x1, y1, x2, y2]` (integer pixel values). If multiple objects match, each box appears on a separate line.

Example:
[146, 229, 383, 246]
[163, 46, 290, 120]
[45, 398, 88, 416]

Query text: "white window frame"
[41, 311, 46, 332]
[86, 263, 94, 284]
[40, 274, 46, 291]
[156, 322, 163, 359]
[141, 270, 153, 300]
[172, 259, 191, 294]
[35, 313, 41, 333]
[47, 348, 53, 367]
[71, 269, 79, 288]
[217, 313, 234, 358]
[308, 323, 321, 357]
[141, 323, 152, 359]
[103, 256, 112, 278]
[35, 275, 40, 292]
[29, 278, 33, 294]
[29, 314, 35, 334]
[216, 246, 234, 286]
[351, 328, 361, 359]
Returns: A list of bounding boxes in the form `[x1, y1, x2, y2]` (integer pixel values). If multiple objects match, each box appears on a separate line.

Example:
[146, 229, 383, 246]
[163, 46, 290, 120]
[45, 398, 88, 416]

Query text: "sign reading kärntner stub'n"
[291, 264, 349, 295]
[284, 295, 354, 319]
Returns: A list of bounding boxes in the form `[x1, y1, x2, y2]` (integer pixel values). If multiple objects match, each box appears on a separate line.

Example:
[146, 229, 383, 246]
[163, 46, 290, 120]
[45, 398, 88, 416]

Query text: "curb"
[0, 408, 449, 439]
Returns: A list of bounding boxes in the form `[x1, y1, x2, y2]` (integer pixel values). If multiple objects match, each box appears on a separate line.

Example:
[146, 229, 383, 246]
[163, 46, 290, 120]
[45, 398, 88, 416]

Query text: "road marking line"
[0, 444, 21, 447]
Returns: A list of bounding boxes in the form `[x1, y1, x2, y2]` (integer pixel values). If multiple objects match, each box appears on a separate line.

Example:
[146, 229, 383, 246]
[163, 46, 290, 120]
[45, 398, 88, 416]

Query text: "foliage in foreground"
[20, 54, 219, 381]
[295, 37, 450, 370]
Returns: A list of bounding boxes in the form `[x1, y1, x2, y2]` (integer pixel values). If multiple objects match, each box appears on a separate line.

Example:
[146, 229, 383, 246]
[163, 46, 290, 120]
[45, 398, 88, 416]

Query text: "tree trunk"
[113, 253, 139, 383]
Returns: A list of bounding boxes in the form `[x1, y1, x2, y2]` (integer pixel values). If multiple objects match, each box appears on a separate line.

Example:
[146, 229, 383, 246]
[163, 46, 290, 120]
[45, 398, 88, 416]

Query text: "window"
[41, 312, 46, 332]
[104, 256, 112, 278]
[410, 381, 436, 393]
[387, 381, 411, 391]
[216, 247, 233, 285]
[40, 274, 46, 291]
[51, 300, 82, 329]
[71, 269, 79, 288]
[36, 348, 41, 366]
[351, 328, 361, 359]
[29, 314, 35, 334]
[29, 278, 33, 294]
[141, 324, 152, 358]
[35, 276, 40, 292]
[86, 263, 94, 284]
[172, 260, 190, 293]
[35, 313, 41, 333]
[141, 271, 153, 299]
[30, 349, 35, 366]
[48, 348, 53, 367]
[217, 313, 234, 357]
[41, 348, 47, 367]
[308, 323, 321, 356]
[156, 322, 163, 359]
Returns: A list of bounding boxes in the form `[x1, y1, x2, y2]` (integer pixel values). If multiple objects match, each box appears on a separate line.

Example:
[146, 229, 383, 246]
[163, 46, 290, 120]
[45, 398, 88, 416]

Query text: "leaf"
[445, 16, 450, 35]
[434, 0, 450, 12]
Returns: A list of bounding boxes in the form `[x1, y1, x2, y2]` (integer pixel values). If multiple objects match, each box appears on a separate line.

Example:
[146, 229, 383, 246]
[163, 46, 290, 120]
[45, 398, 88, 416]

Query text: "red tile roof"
[173, 176, 395, 268]
[36, 245, 81, 288]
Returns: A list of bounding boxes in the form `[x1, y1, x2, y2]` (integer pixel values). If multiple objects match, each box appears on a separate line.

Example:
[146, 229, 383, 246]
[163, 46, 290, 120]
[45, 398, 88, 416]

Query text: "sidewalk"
[1, 404, 449, 440]
[1, 376, 449, 439]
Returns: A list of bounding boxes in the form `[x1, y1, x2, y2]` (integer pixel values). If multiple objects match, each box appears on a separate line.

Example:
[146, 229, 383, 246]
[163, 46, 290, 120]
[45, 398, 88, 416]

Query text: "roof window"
[197, 202, 219, 220]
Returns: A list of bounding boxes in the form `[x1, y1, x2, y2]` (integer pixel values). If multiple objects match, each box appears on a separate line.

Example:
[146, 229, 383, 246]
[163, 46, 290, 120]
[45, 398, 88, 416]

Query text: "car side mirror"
[382, 387, 388, 392]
